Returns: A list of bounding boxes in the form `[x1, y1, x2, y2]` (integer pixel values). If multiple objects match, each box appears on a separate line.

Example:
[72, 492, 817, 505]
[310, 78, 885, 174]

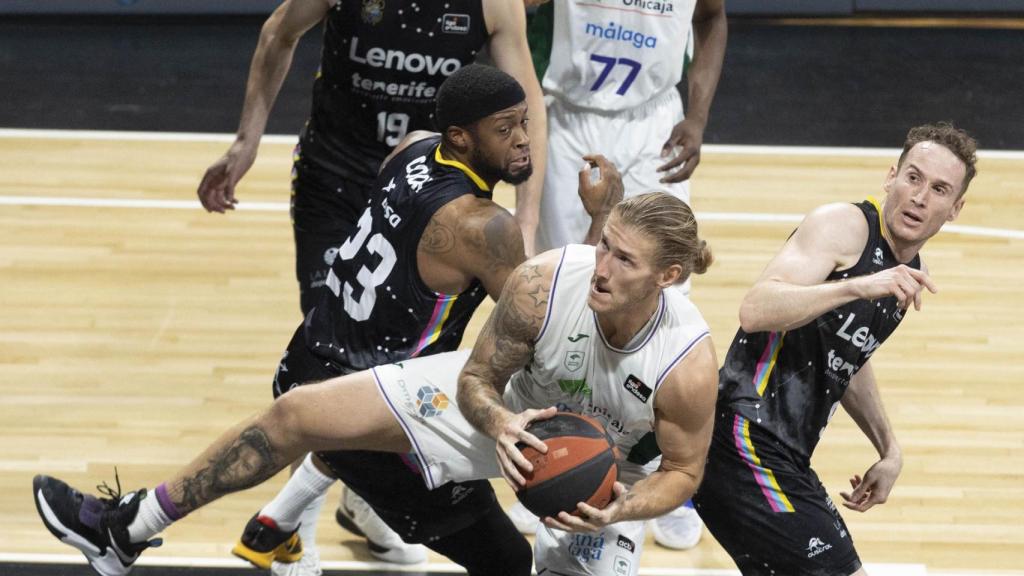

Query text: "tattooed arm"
[457, 253, 560, 487]
[419, 197, 527, 300]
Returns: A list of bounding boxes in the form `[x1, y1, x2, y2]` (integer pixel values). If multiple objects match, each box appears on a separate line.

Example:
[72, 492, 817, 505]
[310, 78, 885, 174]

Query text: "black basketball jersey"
[718, 199, 921, 460]
[299, 0, 489, 187]
[303, 135, 490, 372]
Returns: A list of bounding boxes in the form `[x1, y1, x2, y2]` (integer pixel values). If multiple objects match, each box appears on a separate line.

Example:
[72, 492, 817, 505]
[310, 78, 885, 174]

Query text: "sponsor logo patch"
[442, 13, 471, 34]
[568, 531, 606, 562]
[584, 21, 658, 49]
[416, 386, 449, 417]
[806, 536, 833, 558]
[623, 374, 652, 403]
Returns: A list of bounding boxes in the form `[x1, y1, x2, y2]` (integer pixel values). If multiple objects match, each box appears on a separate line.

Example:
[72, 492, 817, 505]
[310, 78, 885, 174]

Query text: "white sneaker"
[271, 547, 322, 576]
[649, 505, 703, 550]
[335, 487, 427, 564]
[506, 501, 540, 535]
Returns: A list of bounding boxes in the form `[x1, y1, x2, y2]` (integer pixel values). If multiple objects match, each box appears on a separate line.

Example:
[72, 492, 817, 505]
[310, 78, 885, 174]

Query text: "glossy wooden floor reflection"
[1, 134, 1022, 573]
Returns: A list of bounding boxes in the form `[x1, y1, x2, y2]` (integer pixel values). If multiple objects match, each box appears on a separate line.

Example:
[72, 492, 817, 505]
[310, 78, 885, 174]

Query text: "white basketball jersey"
[504, 245, 710, 484]
[542, 0, 696, 112]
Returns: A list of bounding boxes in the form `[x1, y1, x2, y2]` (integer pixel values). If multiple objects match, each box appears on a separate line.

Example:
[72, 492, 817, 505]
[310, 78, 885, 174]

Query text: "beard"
[501, 160, 533, 185]
[469, 143, 533, 186]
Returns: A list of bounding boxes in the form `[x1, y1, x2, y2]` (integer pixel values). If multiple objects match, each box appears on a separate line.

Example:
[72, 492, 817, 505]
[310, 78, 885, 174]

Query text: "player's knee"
[263, 386, 312, 445]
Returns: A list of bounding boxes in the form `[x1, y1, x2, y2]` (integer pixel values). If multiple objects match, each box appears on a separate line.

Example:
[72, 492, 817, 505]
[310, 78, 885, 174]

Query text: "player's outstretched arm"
[740, 203, 938, 333]
[657, 0, 726, 183]
[839, 360, 903, 513]
[546, 337, 718, 532]
[458, 253, 559, 486]
[486, 0, 548, 256]
[198, 0, 329, 213]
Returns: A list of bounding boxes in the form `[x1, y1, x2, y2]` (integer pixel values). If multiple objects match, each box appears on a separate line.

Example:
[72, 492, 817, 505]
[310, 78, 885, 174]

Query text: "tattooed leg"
[164, 419, 294, 515]
[162, 369, 410, 515]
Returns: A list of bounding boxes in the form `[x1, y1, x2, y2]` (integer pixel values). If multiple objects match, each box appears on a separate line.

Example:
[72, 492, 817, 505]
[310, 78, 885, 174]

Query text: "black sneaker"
[33, 474, 162, 576]
[231, 513, 303, 569]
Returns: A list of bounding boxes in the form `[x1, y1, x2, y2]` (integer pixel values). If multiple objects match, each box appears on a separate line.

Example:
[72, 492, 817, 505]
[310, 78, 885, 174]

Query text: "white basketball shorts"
[536, 89, 691, 253]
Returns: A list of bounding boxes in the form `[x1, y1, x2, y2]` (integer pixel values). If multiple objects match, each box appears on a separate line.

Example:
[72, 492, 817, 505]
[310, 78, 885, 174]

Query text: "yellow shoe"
[232, 514, 303, 569]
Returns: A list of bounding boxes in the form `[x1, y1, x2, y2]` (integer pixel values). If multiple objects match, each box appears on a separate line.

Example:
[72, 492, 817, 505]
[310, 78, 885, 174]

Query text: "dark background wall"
[4, 0, 1024, 15]
[0, 14, 1021, 149]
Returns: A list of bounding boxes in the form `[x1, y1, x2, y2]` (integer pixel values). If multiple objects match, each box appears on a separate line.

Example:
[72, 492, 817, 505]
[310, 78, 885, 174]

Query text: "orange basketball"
[515, 412, 619, 518]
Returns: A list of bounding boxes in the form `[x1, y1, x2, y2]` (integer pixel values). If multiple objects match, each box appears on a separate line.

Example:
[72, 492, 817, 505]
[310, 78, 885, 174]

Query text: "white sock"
[296, 489, 328, 553]
[260, 453, 335, 532]
[127, 490, 173, 543]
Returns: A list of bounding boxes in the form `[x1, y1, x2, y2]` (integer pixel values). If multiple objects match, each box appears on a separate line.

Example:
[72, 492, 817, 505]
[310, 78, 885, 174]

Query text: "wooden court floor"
[1, 133, 1022, 574]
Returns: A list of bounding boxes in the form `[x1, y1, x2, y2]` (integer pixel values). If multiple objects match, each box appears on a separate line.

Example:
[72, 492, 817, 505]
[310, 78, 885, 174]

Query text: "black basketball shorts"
[693, 409, 862, 576]
[271, 325, 503, 544]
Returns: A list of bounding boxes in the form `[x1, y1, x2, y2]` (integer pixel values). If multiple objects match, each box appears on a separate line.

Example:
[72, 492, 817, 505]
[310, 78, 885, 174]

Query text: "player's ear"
[657, 264, 683, 288]
[445, 126, 472, 152]
[948, 195, 966, 222]
[883, 164, 897, 193]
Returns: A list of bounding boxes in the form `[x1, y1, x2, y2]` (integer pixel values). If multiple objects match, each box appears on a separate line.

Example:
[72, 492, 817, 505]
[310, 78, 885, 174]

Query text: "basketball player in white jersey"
[518, 0, 726, 545]
[32, 193, 717, 576]
[531, 0, 726, 254]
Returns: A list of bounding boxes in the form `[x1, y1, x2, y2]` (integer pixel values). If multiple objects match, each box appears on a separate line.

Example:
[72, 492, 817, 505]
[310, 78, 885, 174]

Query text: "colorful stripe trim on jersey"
[434, 146, 490, 192]
[733, 415, 795, 513]
[866, 195, 890, 242]
[752, 331, 784, 397]
[411, 293, 458, 357]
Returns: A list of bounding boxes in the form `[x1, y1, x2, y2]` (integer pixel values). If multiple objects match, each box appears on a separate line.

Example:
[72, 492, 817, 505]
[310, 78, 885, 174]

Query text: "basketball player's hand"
[839, 456, 902, 513]
[578, 155, 624, 217]
[197, 140, 257, 213]
[855, 264, 938, 312]
[543, 481, 627, 533]
[494, 406, 558, 490]
[658, 117, 705, 183]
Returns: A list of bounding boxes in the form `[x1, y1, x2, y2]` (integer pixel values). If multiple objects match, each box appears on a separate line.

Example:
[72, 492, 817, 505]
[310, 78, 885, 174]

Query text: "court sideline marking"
[2, 127, 1024, 159]
[1, 195, 1021, 241]
[3, 553, 1021, 576]
[0, 552, 988, 576]
[2, 128, 1021, 240]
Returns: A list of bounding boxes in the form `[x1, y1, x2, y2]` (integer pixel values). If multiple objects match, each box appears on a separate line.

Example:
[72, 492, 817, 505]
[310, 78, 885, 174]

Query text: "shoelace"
[95, 468, 165, 550]
[96, 467, 124, 503]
